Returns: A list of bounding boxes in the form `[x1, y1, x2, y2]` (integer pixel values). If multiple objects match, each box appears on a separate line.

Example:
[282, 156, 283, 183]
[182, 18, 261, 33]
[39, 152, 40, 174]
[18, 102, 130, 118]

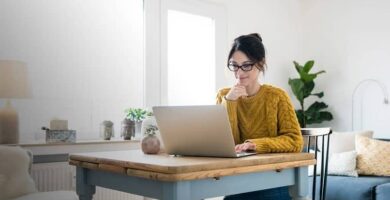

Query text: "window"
[167, 10, 215, 105]
[144, 0, 227, 106]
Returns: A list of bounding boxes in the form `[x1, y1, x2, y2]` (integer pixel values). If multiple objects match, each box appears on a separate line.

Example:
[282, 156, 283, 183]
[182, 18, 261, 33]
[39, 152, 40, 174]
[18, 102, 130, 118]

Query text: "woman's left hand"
[235, 142, 256, 152]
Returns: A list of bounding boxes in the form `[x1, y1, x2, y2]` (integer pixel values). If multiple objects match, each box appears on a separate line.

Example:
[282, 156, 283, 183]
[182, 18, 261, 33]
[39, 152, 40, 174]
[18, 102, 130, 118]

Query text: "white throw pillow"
[328, 151, 358, 177]
[0, 146, 37, 199]
[308, 150, 358, 177]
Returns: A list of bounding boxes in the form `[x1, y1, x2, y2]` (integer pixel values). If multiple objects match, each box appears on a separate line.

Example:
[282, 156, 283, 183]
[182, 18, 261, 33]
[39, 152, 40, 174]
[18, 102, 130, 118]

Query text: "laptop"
[152, 105, 257, 158]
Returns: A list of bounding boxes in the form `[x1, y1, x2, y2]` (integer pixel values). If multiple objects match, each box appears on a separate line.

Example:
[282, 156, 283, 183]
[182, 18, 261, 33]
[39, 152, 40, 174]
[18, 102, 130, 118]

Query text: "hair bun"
[249, 33, 262, 42]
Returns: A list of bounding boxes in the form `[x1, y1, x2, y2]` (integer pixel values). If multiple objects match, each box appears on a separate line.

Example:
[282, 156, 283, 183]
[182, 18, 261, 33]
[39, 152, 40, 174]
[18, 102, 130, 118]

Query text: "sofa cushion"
[0, 146, 37, 200]
[356, 135, 390, 176]
[309, 150, 358, 177]
[328, 151, 358, 177]
[309, 175, 390, 200]
[317, 130, 373, 154]
[376, 182, 390, 200]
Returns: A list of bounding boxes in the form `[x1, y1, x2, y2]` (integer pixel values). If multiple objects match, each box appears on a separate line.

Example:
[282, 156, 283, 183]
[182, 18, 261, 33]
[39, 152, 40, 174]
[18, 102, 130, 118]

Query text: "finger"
[238, 91, 248, 98]
[246, 143, 255, 151]
[236, 144, 244, 152]
[235, 87, 246, 95]
[236, 85, 246, 90]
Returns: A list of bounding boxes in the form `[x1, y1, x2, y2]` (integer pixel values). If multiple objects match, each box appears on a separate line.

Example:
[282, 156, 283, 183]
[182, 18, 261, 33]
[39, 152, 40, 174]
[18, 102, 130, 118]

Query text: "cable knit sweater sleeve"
[246, 89, 303, 153]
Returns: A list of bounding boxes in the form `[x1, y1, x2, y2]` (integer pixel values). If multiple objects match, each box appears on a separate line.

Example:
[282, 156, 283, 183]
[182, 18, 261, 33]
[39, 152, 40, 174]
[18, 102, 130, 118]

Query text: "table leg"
[289, 167, 311, 200]
[76, 167, 96, 200]
[162, 181, 191, 200]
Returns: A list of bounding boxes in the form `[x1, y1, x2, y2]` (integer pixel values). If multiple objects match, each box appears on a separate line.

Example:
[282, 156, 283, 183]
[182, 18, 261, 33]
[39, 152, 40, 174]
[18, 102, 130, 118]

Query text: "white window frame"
[144, 0, 227, 107]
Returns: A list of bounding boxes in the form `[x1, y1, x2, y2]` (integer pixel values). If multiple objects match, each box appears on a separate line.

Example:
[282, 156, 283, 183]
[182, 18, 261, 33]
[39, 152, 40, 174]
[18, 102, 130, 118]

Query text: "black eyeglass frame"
[227, 62, 257, 72]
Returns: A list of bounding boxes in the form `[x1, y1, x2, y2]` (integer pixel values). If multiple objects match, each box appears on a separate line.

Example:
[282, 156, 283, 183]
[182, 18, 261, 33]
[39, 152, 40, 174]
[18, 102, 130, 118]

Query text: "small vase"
[121, 119, 135, 140]
[141, 134, 160, 154]
[141, 116, 164, 149]
[100, 121, 114, 140]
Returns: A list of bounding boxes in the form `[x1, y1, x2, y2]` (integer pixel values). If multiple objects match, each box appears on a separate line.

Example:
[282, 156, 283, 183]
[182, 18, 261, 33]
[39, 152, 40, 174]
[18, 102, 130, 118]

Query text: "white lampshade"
[0, 60, 31, 98]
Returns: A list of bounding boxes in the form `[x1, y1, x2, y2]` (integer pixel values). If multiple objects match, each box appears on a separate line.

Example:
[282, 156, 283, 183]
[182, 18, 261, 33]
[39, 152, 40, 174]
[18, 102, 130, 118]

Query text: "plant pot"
[141, 134, 160, 154]
[141, 116, 164, 149]
[121, 119, 135, 140]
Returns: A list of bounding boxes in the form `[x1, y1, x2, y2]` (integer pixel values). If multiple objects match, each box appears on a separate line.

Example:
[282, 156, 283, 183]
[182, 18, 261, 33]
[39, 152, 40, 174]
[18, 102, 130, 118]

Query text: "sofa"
[311, 175, 390, 200]
[309, 131, 390, 200]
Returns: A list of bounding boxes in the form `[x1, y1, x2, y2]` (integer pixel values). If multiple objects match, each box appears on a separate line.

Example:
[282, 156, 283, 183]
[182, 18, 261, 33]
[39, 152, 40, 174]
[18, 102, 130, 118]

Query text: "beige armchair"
[0, 145, 77, 200]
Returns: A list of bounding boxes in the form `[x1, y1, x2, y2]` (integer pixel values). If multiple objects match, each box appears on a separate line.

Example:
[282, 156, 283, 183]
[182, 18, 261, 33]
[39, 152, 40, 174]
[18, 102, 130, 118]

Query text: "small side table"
[301, 127, 332, 200]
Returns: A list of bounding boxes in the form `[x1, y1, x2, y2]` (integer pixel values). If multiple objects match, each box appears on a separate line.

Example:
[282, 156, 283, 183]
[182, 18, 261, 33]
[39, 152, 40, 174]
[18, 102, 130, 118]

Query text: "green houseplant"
[288, 60, 333, 128]
[124, 108, 152, 122]
[122, 108, 152, 140]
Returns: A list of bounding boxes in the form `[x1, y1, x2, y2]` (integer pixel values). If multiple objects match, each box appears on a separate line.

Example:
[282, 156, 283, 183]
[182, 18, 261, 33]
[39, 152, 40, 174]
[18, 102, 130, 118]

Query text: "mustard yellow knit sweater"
[216, 84, 303, 153]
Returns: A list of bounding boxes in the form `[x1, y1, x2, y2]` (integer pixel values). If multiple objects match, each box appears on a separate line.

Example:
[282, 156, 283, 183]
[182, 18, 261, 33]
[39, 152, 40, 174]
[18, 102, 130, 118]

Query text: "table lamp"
[0, 60, 31, 144]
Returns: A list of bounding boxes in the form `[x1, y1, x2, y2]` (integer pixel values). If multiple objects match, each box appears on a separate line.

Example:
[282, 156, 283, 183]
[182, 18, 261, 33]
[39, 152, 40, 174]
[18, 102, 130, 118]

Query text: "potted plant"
[141, 125, 160, 154]
[122, 108, 152, 140]
[288, 60, 333, 128]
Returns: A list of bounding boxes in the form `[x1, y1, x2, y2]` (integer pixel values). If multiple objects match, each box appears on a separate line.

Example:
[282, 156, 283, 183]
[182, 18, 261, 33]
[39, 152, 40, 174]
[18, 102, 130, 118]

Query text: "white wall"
[301, 0, 390, 138]
[0, 0, 144, 142]
[215, 0, 305, 90]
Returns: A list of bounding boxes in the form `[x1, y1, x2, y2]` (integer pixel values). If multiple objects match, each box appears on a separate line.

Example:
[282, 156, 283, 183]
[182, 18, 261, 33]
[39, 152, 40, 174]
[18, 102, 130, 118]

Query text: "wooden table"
[69, 150, 315, 200]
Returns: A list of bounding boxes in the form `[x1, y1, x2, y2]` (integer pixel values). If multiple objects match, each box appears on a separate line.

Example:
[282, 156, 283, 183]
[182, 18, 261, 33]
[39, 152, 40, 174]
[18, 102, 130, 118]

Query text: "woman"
[216, 33, 303, 200]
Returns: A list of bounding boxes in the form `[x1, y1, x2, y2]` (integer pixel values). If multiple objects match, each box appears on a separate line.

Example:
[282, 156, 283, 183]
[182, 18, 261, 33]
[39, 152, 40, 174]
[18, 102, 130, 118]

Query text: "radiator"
[31, 162, 143, 200]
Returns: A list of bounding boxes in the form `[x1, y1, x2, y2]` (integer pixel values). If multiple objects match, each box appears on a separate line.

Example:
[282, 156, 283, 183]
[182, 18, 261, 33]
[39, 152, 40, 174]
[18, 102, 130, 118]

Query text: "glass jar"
[100, 120, 114, 140]
[121, 119, 135, 140]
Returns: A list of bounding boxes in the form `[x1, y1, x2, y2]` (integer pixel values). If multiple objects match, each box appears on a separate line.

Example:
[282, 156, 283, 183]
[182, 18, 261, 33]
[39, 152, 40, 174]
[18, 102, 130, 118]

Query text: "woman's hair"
[227, 33, 266, 72]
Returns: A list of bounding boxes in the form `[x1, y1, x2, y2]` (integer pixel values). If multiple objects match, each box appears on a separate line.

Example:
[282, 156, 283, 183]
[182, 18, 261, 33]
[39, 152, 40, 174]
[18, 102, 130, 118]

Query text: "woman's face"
[229, 51, 261, 87]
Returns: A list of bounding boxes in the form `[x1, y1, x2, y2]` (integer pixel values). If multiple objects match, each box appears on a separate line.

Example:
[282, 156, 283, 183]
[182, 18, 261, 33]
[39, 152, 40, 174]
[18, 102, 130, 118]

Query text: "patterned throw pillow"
[356, 135, 390, 176]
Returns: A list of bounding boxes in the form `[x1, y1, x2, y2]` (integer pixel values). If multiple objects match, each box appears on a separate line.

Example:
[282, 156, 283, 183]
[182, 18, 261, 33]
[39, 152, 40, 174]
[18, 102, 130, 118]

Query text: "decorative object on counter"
[42, 127, 76, 143]
[123, 108, 152, 140]
[50, 119, 68, 130]
[100, 120, 114, 140]
[121, 119, 135, 140]
[141, 114, 164, 149]
[42, 119, 76, 143]
[0, 60, 32, 144]
[141, 125, 160, 154]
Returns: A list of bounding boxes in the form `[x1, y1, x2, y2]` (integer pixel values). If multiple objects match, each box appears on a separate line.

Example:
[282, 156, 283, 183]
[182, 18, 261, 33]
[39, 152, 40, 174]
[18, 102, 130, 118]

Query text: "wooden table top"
[69, 150, 315, 181]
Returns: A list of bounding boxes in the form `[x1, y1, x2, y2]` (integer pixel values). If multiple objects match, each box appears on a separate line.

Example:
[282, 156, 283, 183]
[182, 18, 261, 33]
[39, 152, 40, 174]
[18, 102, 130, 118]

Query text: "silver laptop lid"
[152, 105, 239, 157]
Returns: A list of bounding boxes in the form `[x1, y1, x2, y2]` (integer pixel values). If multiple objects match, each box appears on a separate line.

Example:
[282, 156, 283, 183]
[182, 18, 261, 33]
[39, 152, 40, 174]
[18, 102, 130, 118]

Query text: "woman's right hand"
[225, 84, 248, 101]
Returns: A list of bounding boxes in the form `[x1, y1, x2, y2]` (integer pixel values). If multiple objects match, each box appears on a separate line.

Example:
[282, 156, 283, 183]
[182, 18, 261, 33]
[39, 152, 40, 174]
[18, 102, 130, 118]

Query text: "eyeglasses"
[227, 62, 256, 72]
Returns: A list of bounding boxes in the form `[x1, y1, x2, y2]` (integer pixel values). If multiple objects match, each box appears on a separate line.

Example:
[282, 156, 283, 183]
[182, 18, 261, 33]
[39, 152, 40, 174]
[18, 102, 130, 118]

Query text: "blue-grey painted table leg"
[76, 167, 96, 200]
[289, 167, 310, 200]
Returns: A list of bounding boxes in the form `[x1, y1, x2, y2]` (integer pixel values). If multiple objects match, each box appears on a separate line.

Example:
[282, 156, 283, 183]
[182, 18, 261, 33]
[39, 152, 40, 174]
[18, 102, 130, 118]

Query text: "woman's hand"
[225, 84, 248, 101]
[235, 142, 256, 152]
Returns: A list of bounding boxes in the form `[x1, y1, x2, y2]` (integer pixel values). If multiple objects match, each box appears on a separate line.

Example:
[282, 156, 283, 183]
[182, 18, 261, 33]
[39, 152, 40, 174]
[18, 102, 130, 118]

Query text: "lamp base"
[0, 100, 19, 144]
